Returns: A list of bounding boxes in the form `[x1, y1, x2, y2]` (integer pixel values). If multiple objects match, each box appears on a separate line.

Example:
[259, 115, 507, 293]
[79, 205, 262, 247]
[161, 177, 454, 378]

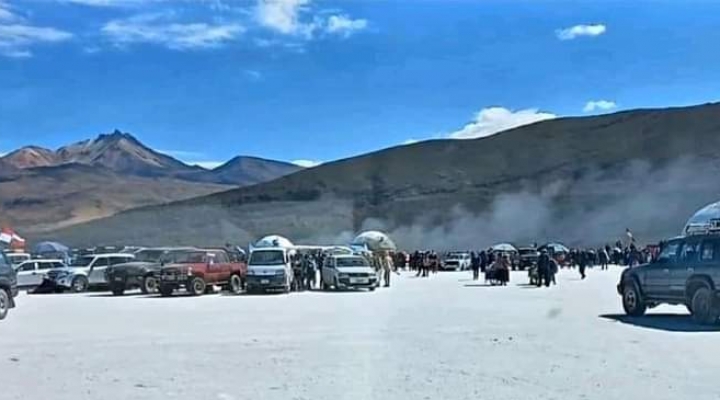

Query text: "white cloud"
[157, 149, 205, 159]
[448, 107, 557, 139]
[102, 13, 245, 50]
[255, 0, 367, 40]
[556, 24, 606, 40]
[0, 1, 16, 22]
[326, 14, 367, 37]
[292, 159, 321, 168]
[583, 100, 617, 113]
[256, 0, 310, 35]
[244, 69, 262, 80]
[193, 161, 224, 170]
[0, 24, 74, 58]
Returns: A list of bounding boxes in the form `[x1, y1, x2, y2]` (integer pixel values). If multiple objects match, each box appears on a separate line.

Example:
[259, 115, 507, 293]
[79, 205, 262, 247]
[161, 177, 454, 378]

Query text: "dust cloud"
[338, 157, 720, 251]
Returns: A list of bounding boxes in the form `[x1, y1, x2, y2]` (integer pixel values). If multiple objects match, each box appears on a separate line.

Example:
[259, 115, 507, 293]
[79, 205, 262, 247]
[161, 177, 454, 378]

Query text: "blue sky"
[1, 0, 720, 168]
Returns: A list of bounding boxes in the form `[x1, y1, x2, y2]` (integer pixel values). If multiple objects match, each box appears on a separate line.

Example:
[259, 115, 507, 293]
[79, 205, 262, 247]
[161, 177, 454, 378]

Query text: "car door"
[88, 257, 109, 284]
[670, 239, 700, 299]
[696, 237, 720, 289]
[644, 240, 680, 298]
[322, 257, 335, 285]
[212, 251, 232, 284]
[15, 262, 37, 287]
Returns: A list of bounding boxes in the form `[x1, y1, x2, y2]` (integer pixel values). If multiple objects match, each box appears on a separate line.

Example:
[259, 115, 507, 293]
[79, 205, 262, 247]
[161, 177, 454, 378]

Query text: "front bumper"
[246, 275, 286, 289]
[336, 276, 378, 289]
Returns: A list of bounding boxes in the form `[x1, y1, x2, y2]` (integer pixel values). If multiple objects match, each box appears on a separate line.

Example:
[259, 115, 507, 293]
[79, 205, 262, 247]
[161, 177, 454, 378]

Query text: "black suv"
[0, 252, 18, 320]
[617, 234, 720, 324]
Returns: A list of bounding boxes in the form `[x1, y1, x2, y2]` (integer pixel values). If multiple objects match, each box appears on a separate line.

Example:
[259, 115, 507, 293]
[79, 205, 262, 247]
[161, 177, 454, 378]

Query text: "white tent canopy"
[684, 201, 720, 235]
[491, 243, 518, 253]
[352, 231, 397, 252]
[254, 235, 294, 249]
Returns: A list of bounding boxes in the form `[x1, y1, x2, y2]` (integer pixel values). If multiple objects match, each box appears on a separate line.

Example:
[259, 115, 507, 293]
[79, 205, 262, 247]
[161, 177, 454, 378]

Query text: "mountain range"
[0, 131, 301, 232]
[36, 102, 720, 249]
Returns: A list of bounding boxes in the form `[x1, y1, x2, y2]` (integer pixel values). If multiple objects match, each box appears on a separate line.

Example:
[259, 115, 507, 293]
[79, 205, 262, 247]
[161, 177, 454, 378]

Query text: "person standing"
[578, 250, 587, 279]
[382, 252, 394, 287]
[537, 250, 550, 287]
[479, 250, 488, 274]
[470, 252, 480, 280]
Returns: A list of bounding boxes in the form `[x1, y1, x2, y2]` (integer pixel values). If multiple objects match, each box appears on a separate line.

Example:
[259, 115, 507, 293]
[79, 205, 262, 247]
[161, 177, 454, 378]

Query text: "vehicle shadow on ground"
[600, 313, 720, 332]
[84, 292, 147, 298]
[463, 283, 507, 287]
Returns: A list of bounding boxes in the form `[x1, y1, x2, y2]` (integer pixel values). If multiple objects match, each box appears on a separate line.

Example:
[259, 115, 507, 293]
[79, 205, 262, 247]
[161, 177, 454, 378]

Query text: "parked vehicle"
[5, 252, 31, 268]
[442, 252, 471, 271]
[106, 247, 196, 296]
[245, 247, 294, 293]
[0, 252, 18, 320]
[617, 232, 720, 324]
[517, 247, 539, 271]
[14, 259, 66, 289]
[321, 254, 378, 290]
[48, 253, 135, 292]
[158, 249, 247, 297]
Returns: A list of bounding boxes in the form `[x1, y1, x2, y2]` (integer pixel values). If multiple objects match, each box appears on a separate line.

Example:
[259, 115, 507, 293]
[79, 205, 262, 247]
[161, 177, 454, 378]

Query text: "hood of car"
[109, 261, 157, 273]
[336, 266, 375, 274]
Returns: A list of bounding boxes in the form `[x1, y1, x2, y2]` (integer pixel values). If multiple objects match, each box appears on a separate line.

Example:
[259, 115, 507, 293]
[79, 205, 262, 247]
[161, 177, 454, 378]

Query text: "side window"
[51, 262, 65, 269]
[38, 262, 55, 270]
[215, 252, 229, 264]
[657, 242, 680, 263]
[679, 241, 700, 263]
[700, 239, 720, 262]
[18, 262, 37, 272]
[92, 257, 109, 268]
[109, 257, 130, 266]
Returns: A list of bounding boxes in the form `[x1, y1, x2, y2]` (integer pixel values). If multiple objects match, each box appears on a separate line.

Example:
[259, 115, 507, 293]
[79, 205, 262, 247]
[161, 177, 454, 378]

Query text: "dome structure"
[683, 201, 720, 235]
[255, 235, 294, 248]
[352, 231, 397, 252]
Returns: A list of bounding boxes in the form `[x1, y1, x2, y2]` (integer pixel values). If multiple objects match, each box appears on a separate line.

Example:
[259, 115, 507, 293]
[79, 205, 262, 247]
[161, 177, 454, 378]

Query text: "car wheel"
[111, 285, 125, 296]
[141, 276, 158, 294]
[159, 284, 174, 297]
[0, 288, 9, 320]
[622, 282, 646, 316]
[189, 278, 206, 296]
[71, 276, 89, 293]
[369, 287, 376, 292]
[229, 274, 243, 295]
[691, 287, 719, 325]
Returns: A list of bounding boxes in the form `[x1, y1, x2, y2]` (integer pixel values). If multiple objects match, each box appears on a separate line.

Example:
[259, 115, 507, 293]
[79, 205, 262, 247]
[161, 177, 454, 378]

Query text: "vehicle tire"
[71, 276, 89, 293]
[141, 276, 158, 295]
[0, 288, 9, 320]
[369, 287, 376, 292]
[622, 282, 646, 317]
[188, 277, 206, 296]
[229, 274, 243, 295]
[159, 284, 174, 297]
[111, 285, 125, 296]
[691, 287, 719, 325]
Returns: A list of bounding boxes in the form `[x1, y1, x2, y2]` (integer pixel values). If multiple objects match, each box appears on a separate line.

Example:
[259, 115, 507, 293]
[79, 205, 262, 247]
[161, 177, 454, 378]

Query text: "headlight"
[187, 267, 193, 276]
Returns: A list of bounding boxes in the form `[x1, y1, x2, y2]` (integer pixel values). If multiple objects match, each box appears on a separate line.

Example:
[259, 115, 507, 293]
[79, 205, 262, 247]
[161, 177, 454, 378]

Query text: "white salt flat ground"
[0, 266, 717, 400]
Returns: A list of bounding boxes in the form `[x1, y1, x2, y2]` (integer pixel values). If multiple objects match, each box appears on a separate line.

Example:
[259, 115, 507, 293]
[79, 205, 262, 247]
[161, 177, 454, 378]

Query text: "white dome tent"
[352, 231, 397, 252]
[684, 201, 720, 235]
[254, 235, 294, 249]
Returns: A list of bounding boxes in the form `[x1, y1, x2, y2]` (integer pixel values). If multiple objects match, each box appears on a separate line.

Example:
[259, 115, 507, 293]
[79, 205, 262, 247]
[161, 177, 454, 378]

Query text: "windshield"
[167, 252, 207, 264]
[249, 250, 285, 266]
[446, 253, 467, 259]
[519, 249, 538, 256]
[336, 257, 369, 267]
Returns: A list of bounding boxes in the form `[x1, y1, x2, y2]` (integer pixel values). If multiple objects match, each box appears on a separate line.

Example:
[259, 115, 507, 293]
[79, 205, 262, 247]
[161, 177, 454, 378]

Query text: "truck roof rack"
[684, 218, 720, 236]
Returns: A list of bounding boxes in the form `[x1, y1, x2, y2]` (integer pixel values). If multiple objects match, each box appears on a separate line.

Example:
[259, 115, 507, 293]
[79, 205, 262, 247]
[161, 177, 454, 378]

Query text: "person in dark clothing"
[470, 252, 480, 280]
[479, 251, 488, 273]
[578, 251, 587, 279]
[303, 255, 315, 290]
[537, 250, 551, 287]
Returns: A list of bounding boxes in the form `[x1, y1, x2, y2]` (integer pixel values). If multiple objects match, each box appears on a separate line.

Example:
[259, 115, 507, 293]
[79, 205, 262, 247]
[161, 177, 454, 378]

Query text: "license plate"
[261, 279, 270, 284]
[350, 278, 368, 284]
[114, 277, 123, 282]
[163, 276, 176, 281]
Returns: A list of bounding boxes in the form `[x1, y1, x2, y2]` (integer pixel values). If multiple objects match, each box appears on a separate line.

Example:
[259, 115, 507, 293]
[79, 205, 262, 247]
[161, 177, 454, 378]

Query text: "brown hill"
[2, 146, 58, 169]
[39, 103, 720, 248]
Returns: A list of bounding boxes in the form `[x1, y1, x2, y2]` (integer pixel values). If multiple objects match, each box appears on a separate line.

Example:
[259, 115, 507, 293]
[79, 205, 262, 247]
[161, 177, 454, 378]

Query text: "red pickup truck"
[157, 249, 247, 297]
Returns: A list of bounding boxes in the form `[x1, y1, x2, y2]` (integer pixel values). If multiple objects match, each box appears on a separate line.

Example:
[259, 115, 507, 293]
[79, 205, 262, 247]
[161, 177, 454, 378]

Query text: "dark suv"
[617, 233, 720, 324]
[0, 252, 18, 321]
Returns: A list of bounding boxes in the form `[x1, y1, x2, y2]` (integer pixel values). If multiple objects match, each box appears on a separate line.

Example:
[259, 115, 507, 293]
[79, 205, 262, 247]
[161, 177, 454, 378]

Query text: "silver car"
[321, 255, 378, 291]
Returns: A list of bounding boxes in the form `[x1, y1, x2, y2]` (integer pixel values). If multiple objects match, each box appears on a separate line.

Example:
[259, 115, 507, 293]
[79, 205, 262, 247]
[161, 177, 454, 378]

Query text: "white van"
[245, 247, 293, 293]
